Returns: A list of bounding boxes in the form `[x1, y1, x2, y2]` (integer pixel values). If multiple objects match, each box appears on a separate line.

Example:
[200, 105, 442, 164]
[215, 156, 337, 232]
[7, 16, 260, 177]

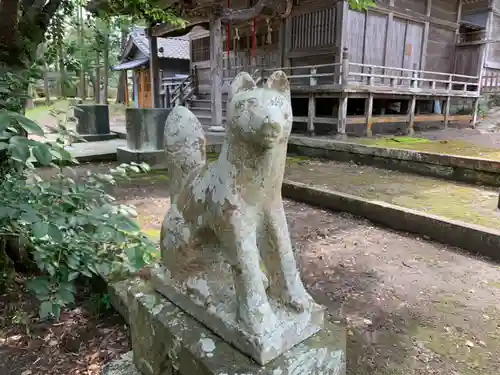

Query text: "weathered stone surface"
[127, 278, 346, 375]
[101, 352, 141, 375]
[75, 104, 111, 137]
[108, 277, 156, 325]
[156, 71, 325, 365]
[125, 108, 171, 151]
[117, 108, 172, 166]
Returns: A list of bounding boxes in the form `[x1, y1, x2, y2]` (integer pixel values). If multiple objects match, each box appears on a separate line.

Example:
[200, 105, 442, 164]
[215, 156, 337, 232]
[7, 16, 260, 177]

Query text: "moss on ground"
[285, 160, 500, 229]
[355, 136, 500, 161]
[141, 228, 161, 241]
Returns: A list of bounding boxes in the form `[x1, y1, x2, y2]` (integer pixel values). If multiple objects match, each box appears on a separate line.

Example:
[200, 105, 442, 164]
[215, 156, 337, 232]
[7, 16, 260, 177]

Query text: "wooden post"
[407, 96, 417, 135]
[365, 94, 373, 137]
[307, 67, 317, 135]
[307, 94, 316, 135]
[283, 17, 291, 69]
[336, 0, 348, 83]
[368, 66, 374, 86]
[383, 12, 394, 83]
[211, 17, 223, 127]
[148, 31, 161, 108]
[193, 66, 199, 95]
[166, 85, 171, 108]
[444, 97, 451, 128]
[420, 0, 431, 74]
[411, 68, 418, 89]
[447, 75, 453, 92]
[337, 96, 348, 137]
[124, 73, 129, 105]
[471, 97, 480, 128]
[341, 47, 349, 86]
[251, 17, 257, 68]
[261, 56, 266, 83]
[179, 83, 184, 106]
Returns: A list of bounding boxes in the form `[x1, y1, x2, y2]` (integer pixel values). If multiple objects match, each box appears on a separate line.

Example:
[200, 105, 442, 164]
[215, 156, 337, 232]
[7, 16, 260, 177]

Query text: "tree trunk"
[78, 4, 86, 100]
[26, 84, 34, 109]
[116, 28, 128, 104]
[95, 51, 101, 103]
[43, 64, 50, 105]
[58, 43, 66, 98]
[102, 26, 109, 104]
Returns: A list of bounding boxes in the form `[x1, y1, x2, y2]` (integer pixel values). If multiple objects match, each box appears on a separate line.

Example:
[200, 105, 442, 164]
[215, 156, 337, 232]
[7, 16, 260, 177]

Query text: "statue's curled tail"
[164, 106, 206, 198]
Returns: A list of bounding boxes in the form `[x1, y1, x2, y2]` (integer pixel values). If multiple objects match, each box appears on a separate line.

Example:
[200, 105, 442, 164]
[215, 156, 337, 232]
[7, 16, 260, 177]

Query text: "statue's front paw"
[238, 302, 277, 336]
[284, 292, 316, 313]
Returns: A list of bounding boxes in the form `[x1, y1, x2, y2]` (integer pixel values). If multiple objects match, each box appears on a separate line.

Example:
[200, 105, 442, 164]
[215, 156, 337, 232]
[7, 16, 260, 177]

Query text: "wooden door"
[137, 69, 152, 108]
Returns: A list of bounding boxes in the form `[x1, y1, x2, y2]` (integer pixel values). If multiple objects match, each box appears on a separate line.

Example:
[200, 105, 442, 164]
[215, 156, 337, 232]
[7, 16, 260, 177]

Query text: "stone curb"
[282, 180, 500, 261]
[30, 150, 118, 168]
[288, 136, 500, 187]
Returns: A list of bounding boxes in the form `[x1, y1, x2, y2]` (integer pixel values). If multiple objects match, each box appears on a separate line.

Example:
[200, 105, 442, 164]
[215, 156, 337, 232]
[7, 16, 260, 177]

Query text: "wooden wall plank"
[430, 0, 459, 23]
[403, 21, 424, 71]
[386, 17, 406, 76]
[425, 25, 455, 74]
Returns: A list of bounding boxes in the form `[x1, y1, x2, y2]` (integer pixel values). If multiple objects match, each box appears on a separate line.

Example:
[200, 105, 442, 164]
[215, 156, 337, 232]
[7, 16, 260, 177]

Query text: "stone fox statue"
[161, 71, 317, 337]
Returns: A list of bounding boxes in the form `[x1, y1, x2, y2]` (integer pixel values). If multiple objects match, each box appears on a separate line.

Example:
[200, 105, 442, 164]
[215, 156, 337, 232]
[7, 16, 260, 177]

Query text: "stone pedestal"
[116, 108, 171, 166]
[75, 104, 115, 141]
[122, 278, 346, 375]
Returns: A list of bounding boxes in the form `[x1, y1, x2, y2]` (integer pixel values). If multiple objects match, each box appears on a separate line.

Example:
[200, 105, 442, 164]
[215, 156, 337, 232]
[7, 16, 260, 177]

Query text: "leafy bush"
[0, 105, 158, 320]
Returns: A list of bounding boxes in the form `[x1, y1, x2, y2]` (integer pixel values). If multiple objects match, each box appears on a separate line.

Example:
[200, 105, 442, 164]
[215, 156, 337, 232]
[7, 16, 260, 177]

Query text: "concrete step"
[189, 99, 228, 109]
[196, 114, 227, 127]
[190, 106, 227, 117]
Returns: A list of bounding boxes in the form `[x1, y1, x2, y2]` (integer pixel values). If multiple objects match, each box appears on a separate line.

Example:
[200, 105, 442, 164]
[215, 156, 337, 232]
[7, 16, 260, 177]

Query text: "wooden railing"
[161, 67, 199, 108]
[481, 71, 500, 93]
[347, 62, 479, 93]
[255, 49, 480, 95]
[220, 48, 480, 95]
[222, 64, 264, 84]
[260, 63, 342, 86]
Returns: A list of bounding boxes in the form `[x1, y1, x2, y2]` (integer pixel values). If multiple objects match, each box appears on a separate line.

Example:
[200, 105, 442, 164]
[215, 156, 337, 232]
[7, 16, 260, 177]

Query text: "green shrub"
[0, 104, 157, 321]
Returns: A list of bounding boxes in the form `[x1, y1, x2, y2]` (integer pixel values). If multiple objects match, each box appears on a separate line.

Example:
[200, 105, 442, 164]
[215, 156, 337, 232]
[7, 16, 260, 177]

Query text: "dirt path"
[109, 169, 500, 375]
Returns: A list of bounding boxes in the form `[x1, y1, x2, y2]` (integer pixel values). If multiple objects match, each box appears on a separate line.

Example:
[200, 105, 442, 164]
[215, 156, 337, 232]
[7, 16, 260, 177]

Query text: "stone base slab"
[101, 352, 141, 375]
[125, 277, 346, 375]
[78, 133, 117, 142]
[151, 266, 325, 365]
[116, 147, 165, 166]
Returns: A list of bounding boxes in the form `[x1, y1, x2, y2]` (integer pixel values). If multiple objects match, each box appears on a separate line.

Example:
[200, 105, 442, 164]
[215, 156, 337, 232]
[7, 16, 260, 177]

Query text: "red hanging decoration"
[252, 17, 257, 58]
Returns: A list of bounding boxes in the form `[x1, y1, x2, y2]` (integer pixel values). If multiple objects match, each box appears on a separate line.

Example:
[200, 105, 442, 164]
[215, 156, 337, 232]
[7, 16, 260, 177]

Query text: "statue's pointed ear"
[266, 71, 290, 98]
[230, 72, 256, 97]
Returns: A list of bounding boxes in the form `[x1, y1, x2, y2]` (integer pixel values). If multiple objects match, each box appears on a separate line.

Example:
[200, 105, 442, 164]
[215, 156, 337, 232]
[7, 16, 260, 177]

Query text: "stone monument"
[116, 108, 172, 166]
[149, 70, 337, 368]
[75, 104, 116, 141]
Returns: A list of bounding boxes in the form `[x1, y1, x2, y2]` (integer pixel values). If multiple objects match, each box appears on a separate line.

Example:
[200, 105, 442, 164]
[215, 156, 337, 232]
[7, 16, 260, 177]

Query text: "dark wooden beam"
[148, 28, 161, 108]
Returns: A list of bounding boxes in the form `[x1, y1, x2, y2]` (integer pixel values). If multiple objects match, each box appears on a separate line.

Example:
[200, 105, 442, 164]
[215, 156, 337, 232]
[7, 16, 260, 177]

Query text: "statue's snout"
[262, 117, 282, 138]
